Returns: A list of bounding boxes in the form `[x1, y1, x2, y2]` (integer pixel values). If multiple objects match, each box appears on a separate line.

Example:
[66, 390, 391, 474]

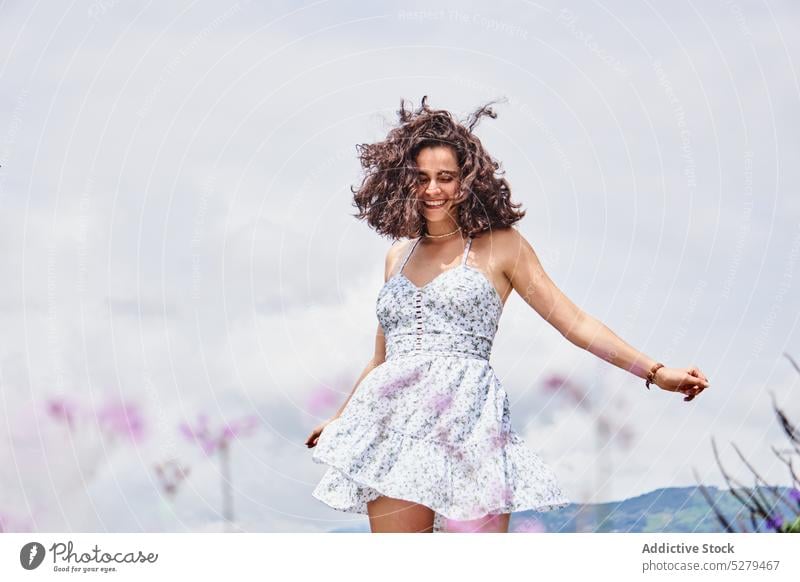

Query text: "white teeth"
[423, 200, 446, 208]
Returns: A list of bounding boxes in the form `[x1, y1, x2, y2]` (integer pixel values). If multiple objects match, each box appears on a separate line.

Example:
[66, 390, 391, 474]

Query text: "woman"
[305, 96, 710, 533]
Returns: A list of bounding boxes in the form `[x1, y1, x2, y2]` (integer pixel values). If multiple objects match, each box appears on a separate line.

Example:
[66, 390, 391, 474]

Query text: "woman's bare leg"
[367, 496, 435, 533]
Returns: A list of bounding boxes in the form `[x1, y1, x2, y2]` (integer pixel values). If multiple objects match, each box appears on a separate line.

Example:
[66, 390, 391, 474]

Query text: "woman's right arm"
[333, 242, 406, 418]
[329, 240, 406, 418]
[331, 323, 386, 418]
[306, 240, 407, 448]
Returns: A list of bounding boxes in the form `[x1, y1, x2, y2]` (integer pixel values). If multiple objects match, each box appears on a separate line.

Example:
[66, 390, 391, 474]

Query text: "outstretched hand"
[305, 417, 338, 448]
[654, 366, 710, 402]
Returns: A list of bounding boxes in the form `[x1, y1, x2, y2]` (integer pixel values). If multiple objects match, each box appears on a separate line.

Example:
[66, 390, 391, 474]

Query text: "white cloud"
[1, 0, 798, 531]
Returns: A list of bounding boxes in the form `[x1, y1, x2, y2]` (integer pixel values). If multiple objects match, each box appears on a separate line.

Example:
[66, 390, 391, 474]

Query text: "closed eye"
[417, 175, 454, 184]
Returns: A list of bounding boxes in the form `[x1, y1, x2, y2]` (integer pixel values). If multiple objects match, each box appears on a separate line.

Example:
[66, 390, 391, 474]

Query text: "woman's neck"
[424, 220, 460, 238]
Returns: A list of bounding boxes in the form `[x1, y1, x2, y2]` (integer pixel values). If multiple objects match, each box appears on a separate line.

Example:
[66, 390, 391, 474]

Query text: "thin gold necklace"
[424, 225, 462, 239]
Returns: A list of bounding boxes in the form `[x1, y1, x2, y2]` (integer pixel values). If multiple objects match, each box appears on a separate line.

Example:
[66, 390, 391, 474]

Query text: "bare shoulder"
[473, 226, 528, 267]
[384, 238, 413, 281]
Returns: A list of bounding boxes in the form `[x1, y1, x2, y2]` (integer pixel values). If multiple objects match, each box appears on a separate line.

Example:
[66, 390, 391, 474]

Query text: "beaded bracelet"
[645, 362, 665, 390]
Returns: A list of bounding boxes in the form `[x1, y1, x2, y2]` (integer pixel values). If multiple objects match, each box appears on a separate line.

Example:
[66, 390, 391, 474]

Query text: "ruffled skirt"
[311, 353, 569, 532]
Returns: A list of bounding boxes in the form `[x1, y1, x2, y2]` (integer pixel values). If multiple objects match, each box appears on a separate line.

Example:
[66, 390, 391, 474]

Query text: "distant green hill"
[328, 486, 797, 533]
[528, 485, 794, 533]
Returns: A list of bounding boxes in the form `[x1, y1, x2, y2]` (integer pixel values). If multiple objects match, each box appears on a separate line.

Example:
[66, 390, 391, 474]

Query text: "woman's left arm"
[500, 228, 711, 401]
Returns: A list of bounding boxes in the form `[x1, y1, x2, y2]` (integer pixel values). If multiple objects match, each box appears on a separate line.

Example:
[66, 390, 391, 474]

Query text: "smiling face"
[414, 145, 462, 230]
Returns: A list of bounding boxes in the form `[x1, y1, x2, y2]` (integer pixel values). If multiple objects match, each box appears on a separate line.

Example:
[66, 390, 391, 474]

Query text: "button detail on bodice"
[376, 234, 501, 362]
[414, 291, 423, 350]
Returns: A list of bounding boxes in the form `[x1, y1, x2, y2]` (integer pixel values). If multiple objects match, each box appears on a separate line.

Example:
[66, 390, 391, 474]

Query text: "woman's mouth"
[422, 199, 447, 209]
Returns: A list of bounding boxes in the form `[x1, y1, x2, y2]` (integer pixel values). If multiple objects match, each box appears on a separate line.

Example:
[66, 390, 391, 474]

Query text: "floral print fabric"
[311, 235, 569, 532]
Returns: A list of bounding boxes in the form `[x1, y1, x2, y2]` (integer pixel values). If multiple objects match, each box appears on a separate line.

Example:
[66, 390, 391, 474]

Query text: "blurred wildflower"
[96, 401, 145, 443]
[306, 382, 343, 417]
[0, 511, 32, 533]
[541, 373, 591, 410]
[513, 517, 547, 533]
[154, 458, 191, 500]
[765, 514, 784, 531]
[429, 392, 453, 415]
[696, 352, 800, 534]
[179, 413, 217, 455]
[377, 367, 423, 399]
[178, 412, 261, 531]
[45, 397, 78, 430]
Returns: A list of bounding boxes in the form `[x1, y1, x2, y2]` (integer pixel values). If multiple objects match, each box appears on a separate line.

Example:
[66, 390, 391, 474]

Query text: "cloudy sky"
[1, 0, 798, 533]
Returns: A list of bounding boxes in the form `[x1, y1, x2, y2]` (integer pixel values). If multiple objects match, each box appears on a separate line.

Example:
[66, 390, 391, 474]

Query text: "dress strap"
[461, 235, 473, 266]
[397, 237, 422, 276]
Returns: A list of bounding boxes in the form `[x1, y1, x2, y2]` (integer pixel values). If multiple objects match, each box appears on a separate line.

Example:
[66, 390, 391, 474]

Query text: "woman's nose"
[426, 182, 441, 194]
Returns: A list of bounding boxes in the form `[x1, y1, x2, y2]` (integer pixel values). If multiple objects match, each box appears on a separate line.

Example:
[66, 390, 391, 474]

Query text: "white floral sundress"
[311, 234, 569, 532]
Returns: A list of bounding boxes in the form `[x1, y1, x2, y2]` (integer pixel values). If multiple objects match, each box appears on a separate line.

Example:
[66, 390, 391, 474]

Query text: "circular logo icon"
[20, 542, 46, 570]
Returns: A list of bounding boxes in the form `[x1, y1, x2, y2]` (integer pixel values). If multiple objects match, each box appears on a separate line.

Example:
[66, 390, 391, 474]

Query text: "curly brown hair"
[350, 95, 526, 240]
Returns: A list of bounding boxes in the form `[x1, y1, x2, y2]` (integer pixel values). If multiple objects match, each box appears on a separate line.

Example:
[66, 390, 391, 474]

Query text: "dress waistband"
[385, 332, 492, 361]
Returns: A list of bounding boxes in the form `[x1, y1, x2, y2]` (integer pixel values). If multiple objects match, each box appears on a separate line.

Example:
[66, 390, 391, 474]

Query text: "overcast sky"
[1, 0, 798, 533]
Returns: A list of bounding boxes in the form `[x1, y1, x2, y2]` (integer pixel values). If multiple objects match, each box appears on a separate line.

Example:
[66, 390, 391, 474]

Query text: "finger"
[690, 368, 710, 385]
[685, 374, 709, 389]
[687, 386, 706, 400]
[695, 372, 709, 386]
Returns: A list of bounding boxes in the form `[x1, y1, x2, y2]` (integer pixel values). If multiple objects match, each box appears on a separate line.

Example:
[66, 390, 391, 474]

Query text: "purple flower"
[429, 392, 453, 415]
[514, 517, 546, 533]
[542, 374, 568, 391]
[97, 401, 145, 443]
[442, 516, 479, 533]
[451, 446, 465, 462]
[377, 368, 422, 398]
[489, 480, 514, 507]
[180, 414, 218, 456]
[444, 512, 508, 533]
[45, 397, 77, 429]
[180, 413, 261, 456]
[765, 514, 783, 530]
[306, 384, 340, 416]
[154, 459, 191, 499]
[221, 415, 260, 440]
[0, 512, 31, 533]
[789, 488, 800, 503]
[541, 373, 590, 409]
[490, 430, 512, 450]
